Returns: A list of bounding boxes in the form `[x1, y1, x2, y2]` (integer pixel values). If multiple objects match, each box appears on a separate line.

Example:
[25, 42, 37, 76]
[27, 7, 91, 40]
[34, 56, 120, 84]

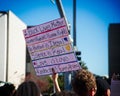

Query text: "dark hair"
[16, 80, 40, 96]
[0, 83, 15, 96]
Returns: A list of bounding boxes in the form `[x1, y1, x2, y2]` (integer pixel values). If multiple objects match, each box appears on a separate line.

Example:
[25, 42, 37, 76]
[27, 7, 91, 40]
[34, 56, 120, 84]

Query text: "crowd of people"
[0, 69, 111, 96]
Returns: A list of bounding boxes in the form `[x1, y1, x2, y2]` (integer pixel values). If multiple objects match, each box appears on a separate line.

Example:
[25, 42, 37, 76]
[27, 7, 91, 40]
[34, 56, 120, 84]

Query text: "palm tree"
[79, 61, 88, 70]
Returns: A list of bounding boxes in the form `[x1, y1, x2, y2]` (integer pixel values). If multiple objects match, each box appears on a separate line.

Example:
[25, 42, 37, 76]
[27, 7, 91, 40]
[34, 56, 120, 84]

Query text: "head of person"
[16, 80, 41, 96]
[0, 82, 16, 96]
[72, 69, 97, 96]
[95, 76, 111, 96]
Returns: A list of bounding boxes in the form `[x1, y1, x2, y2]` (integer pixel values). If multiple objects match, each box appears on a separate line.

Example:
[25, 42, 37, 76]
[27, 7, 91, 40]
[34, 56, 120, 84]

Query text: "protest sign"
[111, 80, 120, 96]
[23, 18, 81, 76]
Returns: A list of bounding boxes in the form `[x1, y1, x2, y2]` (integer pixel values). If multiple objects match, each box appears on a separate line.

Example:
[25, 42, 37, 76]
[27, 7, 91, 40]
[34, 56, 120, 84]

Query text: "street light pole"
[55, 0, 71, 90]
[73, 0, 76, 47]
[55, 0, 70, 33]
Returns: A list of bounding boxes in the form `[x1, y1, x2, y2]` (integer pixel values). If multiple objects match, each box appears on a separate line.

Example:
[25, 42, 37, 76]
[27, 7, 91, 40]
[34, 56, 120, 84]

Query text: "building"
[0, 11, 26, 87]
[108, 23, 120, 78]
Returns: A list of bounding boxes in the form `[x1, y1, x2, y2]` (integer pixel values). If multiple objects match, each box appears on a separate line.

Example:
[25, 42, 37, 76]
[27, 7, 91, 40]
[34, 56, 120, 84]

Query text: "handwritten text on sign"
[32, 52, 77, 68]
[25, 26, 68, 45]
[30, 44, 73, 60]
[23, 18, 81, 76]
[27, 36, 71, 55]
[23, 18, 66, 38]
[35, 62, 81, 76]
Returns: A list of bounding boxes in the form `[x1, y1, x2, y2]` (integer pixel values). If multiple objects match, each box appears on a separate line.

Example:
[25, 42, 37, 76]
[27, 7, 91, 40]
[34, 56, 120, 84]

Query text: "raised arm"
[52, 68, 61, 93]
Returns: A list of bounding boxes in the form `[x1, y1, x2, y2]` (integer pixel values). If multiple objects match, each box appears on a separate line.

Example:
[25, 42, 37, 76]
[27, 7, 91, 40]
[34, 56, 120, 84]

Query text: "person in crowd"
[72, 69, 97, 96]
[0, 82, 16, 96]
[16, 80, 42, 96]
[51, 68, 77, 96]
[25, 72, 49, 94]
[95, 75, 111, 96]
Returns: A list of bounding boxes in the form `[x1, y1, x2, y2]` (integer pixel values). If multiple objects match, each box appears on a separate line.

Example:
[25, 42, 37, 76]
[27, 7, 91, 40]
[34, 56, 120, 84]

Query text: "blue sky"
[0, 0, 120, 76]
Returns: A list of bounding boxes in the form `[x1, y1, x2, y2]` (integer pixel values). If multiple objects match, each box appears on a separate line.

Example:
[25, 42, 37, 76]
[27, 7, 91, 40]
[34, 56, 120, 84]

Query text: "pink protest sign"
[32, 52, 77, 68]
[25, 26, 68, 45]
[30, 44, 73, 60]
[23, 18, 81, 76]
[27, 36, 71, 57]
[35, 62, 81, 76]
[23, 18, 66, 38]
[111, 80, 120, 96]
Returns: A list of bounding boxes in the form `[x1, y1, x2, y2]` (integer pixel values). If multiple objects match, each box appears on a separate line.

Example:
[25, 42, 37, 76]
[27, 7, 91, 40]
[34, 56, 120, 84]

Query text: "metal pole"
[55, 0, 70, 33]
[73, 0, 76, 47]
[55, 0, 71, 90]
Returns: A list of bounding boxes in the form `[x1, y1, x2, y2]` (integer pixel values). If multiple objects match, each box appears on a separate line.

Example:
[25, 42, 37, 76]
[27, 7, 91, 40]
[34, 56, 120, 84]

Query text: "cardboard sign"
[23, 18, 66, 38]
[30, 44, 73, 60]
[23, 18, 81, 76]
[111, 80, 120, 96]
[25, 26, 68, 45]
[27, 36, 71, 59]
[32, 52, 77, 68]
[35, 62, 80, 76]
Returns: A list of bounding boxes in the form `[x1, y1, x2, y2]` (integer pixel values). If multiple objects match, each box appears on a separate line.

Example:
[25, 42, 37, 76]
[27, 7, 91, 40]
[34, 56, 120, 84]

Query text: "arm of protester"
[52, 68, 61, 93]
[104, 89, 111, 96]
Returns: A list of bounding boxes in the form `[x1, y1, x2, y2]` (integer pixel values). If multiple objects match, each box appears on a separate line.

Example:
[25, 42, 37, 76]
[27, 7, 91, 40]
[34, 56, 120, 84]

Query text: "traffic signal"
[75, 51, 81, 61]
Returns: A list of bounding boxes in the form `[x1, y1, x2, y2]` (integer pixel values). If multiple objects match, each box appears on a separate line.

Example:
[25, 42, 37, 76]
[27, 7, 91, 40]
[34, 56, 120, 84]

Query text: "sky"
[0, 0, 120, 76]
